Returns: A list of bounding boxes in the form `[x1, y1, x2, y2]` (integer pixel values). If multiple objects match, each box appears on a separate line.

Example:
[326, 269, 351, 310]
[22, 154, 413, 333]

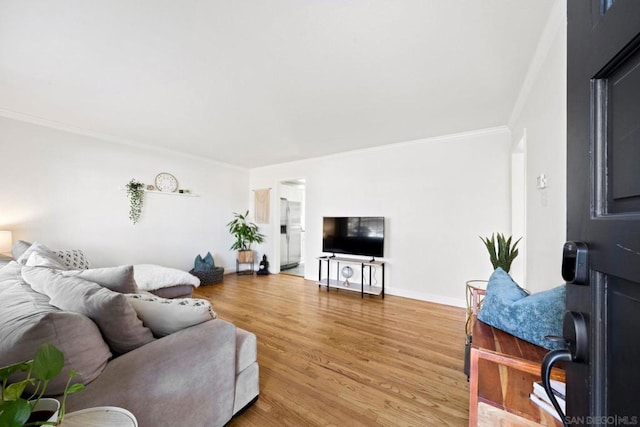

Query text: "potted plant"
[125, 179, 145, 225]
[227, 211, 265, 264]
[0, 343, 84, 426]
[479, 232, 522, 274]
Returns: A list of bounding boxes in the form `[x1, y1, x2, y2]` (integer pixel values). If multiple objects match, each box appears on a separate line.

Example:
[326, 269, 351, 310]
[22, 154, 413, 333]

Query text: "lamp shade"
[0, 231, 13, 255]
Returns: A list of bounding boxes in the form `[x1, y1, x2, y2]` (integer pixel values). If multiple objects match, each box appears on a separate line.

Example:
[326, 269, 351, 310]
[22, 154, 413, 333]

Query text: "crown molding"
[0, 107, 247, 171]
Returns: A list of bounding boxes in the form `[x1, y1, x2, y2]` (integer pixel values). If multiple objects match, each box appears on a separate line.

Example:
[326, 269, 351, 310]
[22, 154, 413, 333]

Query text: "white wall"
[509, 1, 567, 293]
[250, 128, 512, 307]
[0, 117, 249, 270]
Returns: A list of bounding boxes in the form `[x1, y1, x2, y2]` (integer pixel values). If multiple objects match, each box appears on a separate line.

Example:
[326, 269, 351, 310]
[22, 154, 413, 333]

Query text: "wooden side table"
[61, 406, 137, 427]
[468, 317, 565, 426]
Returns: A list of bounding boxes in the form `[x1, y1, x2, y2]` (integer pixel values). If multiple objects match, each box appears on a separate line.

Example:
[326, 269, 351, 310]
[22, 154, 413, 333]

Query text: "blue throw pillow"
[478, 268, 566, 350]
[194, 252, 215, 271]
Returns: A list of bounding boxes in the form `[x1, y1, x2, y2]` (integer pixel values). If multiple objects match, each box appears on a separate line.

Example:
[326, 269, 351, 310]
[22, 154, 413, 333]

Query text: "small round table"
[61, 406, 137, 427]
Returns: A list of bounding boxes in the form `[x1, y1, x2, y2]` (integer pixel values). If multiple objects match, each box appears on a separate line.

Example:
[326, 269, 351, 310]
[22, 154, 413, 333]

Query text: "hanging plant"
[125, 179, 145, 224]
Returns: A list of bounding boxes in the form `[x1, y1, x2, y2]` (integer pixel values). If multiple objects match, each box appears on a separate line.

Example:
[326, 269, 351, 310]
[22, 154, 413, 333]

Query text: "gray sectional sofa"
[0, 242, 259, 426]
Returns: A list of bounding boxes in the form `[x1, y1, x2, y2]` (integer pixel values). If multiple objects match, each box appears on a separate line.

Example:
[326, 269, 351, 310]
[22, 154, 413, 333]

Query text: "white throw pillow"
[133, 264, 200, 291]
[126, 294, 216, 337]
[25, 251, 68, 270]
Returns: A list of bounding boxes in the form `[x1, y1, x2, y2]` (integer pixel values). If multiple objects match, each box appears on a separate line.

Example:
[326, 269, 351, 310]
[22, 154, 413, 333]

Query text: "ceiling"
[0, 0, 556, 168]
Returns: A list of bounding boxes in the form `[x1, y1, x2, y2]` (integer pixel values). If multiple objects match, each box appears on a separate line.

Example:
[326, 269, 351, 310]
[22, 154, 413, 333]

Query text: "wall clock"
[154, 172, 178, 193]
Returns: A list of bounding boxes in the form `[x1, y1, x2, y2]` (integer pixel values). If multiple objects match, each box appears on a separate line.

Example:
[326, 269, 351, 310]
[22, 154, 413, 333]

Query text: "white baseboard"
[383, 287, 466, 308]
[303, 274, 466, 308]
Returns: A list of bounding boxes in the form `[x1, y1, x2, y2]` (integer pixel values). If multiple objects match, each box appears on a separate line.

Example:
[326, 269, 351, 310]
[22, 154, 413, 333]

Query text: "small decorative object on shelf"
[317, 256, 385, 299]
[257, 254, 270, 275]
[154, 172, 179, 193]
[125, 179, 145, 224]
[341, 265, 353, 286]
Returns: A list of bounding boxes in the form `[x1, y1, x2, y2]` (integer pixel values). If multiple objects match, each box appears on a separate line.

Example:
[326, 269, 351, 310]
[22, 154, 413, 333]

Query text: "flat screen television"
[322, 216, 384, 258]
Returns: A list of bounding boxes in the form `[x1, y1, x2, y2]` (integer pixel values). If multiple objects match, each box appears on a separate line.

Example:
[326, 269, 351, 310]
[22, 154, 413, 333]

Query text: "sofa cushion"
[0, 262, 111, 395]
[478, 268, 565, 350]
[55, 249, 92, 270]
[61, 265, 138, 294]
[21, 266, 155, 355]
[126, 294, 216, 337]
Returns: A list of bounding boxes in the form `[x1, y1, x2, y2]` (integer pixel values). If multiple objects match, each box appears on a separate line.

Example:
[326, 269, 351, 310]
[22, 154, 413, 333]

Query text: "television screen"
[322, 217, 384, 258]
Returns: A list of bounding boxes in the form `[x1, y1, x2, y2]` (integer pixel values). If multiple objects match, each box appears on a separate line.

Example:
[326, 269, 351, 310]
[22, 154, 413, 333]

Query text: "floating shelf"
[118, 187, 199, 197]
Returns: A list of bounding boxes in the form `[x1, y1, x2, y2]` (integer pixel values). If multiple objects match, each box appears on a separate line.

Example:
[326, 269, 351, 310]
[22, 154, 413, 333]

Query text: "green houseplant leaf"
[125, 179, 145, 224]
[2, 381, 33, 402]
[32, 344, 64, 382]
[0, 343, 85, 426]
[480, 233, 522, 274]
[0, 399, 32, 427]
[227, 211, 265, 252]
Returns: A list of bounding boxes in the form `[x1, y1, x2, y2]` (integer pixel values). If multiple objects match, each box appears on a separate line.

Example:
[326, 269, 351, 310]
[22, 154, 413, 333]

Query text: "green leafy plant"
[227, 211, 265, 251]
[480, 233, 522, 274]
[0, 343, 84, 426]
[125, 179, 145, 224]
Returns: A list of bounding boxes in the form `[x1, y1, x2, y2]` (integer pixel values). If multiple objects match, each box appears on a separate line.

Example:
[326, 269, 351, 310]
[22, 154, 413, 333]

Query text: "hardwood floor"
[194, 273, 470, 426]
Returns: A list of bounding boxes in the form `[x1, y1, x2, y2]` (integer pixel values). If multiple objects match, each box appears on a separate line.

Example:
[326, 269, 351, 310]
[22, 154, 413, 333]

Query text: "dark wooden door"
[567, 0, 640, 423]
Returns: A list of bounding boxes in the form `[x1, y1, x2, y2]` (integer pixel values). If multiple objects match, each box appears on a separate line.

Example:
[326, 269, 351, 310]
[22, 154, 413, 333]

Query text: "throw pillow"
[126, 294, 217, 337]
[18, 242, 67, 270]
[21, 265, 155, 355]
[55, 249, 92, 270]
[26, 251, 68, 270]
[0, 261, 111, 395]
[61, 265, 138, 294]
[478, 268, 565, 350]
[133, 264, 200, 291]
[194, 252, 215, 271]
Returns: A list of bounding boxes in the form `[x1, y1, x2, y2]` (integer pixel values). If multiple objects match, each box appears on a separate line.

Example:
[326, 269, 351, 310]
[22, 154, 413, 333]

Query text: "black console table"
[317, 256, 385, 298]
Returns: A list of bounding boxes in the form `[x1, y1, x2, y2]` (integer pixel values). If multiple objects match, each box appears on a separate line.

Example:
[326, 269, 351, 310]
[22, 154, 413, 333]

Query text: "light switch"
[536, 174, 547, 189]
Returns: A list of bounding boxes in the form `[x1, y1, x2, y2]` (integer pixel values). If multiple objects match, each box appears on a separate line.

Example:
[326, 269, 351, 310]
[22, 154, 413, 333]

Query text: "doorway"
[279, 179, 306, 277]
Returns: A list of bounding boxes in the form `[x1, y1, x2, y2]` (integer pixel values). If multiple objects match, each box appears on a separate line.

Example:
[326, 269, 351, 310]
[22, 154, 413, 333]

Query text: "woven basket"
[189, 267, 224, 285]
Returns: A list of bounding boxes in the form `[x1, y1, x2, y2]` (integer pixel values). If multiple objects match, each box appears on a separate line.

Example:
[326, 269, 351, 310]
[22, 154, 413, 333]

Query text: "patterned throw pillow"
[126, 294, 217, 337]
[55, 249, 91, 270]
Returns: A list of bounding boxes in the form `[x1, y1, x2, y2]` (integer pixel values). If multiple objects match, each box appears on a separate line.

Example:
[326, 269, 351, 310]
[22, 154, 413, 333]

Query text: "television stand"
[316, 256, 385, 298]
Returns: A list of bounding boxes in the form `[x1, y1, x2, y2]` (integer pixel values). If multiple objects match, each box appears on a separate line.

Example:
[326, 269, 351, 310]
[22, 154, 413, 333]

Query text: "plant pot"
[29, 398, 60, 424]
[237, 250, 254, 263]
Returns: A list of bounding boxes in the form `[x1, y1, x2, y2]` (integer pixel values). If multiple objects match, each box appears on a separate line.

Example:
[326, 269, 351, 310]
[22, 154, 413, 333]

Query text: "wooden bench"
[467, 288, 565, 426]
